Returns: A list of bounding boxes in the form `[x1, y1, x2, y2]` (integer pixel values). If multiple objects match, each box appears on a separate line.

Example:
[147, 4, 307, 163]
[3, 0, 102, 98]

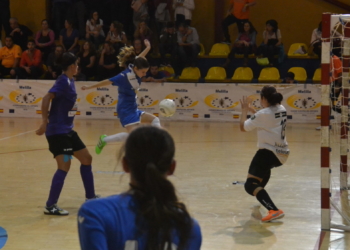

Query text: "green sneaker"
[95, 135, 107, 155]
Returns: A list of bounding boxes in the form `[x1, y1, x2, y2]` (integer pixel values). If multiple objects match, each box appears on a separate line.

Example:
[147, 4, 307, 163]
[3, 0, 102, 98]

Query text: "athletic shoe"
[95, 135, 107, 155]
[85, 195, 101, 201]
[261, 209, 284, 222]
[44, 204, 69, 216]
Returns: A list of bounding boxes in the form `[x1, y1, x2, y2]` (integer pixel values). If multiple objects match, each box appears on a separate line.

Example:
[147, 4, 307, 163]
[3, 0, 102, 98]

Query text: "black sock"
[260, 170, 271, 188]
[256, 189, 278, 211]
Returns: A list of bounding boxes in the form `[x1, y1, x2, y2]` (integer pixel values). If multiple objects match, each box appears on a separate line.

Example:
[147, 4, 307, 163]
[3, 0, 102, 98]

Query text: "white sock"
[151, 117, 161, 128]
[104, 132, 129, 143]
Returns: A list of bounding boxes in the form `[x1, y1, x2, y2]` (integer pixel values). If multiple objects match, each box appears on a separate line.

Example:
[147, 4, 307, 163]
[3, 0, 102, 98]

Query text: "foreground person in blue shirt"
[82, 40, 162, 155]
[78, 126, 202, 250]
[36, 52, 98, 215]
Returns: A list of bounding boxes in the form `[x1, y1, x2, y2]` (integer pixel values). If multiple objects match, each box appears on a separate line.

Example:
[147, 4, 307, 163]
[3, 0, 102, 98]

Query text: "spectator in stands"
[223, 20, 257, 68]
[176, 23, 200, 70]
[132, 0, 149, 28]
[16, 39, 43, 79]
[173, 0, 194, 27]
[142, 62, 167, 82]
[257, 19, 283, 66]
[86, 11, 105, 50]
[282, 72, 298, 84]
[222, 0, 256, 44]
[159, 22, 177, 67]
[0, 36, 22, 78]
[0, 0, 11, 41]
[310, 21, 322, 59]
[134, 21, 153, 46]
[155, 0, 172, 35]
[77, 41, 96, 79]
[46, 45, 64, 79]
[97, 42, 119, 80]
[106, 21, 128, 53]
[52, 0, 71, 38]
[59, 19, 80, 54]
[9, 17, 33, 51]
[35, 19, 55, 63]
[133, 38, 144, 56]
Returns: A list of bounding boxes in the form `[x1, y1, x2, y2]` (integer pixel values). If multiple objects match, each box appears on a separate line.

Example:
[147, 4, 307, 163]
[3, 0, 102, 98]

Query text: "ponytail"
[260, 85, 283, 105]
[117, 46, 136, 68]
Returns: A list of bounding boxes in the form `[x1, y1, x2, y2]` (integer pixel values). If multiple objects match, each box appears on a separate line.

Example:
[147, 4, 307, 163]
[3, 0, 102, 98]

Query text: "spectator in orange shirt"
[222, 0, 256, 43]
[16, 39, 43, 79]
[0, 36, 22, 78]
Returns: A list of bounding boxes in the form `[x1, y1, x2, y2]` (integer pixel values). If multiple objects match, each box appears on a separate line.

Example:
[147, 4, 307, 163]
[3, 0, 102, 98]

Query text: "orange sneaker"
[261, 209, 284, 222]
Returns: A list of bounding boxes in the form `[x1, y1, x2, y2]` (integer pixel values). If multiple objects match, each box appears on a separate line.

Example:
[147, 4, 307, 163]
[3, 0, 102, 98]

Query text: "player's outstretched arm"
[240, 96, 249, 132]
[81, 80, 113, 90]
[138, 39, 151, 58]
[36, 93, 55, 136]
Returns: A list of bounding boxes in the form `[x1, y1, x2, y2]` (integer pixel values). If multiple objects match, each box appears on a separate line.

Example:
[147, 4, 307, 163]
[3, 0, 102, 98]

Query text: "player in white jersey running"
[240, 85, 289, 222]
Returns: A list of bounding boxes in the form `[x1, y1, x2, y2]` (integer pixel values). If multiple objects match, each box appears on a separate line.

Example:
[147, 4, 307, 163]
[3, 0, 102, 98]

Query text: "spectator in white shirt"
[173, 0, 194, 27]
[176, 23, 200, 70]
[85, 11, 105, 50]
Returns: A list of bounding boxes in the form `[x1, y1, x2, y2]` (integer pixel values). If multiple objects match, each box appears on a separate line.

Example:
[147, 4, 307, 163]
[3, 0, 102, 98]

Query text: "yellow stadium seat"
[258, 67, 280, 83]
[179, 67, 201, 81]
[40, 64, 48, 79]
[313, 68, 321, 83]
[288, 43, 308, 57]
[205, 67, 227, 81]
[159, 66, 175, 80]
[288, 67, 307, 82]
[231, 67, 253, 83]
[209, 43, 230, 57]
[199, 43, 205, 56]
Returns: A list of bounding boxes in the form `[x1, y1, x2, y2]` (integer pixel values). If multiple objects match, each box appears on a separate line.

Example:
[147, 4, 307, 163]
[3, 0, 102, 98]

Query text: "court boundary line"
[0, 130, 36, 141]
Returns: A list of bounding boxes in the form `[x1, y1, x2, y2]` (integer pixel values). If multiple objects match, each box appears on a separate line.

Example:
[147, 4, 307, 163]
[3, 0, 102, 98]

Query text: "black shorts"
[46, 130, 86, 158]
[248, 149, 282, 178]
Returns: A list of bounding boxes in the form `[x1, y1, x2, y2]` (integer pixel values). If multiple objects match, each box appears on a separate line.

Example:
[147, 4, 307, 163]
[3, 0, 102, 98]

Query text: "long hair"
[117, 46, 136, 67]
[112, 21, 124, 36]
[260, 85, 283, 106]
[134, 21, 152, 39]
[79, 40, 96, 56]
[239, 20, 257, 34]
[122, 126, 192, 250]
[266, 19, 278, 33]
[90, 11, 100, 25]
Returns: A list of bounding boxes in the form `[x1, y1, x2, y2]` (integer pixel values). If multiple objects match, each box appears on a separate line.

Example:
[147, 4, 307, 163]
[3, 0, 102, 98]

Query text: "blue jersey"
[46, 74, 77, 136]
[78, 194, 202, 250]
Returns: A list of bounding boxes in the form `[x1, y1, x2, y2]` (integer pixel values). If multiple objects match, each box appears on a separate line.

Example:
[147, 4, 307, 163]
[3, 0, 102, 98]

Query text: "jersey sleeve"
[78, 204, 108, 250]
[48, 78, 68, 98]
[244, 111, 264, 132]
[109, 74, 124, 87]
[185, 219, 202, 250]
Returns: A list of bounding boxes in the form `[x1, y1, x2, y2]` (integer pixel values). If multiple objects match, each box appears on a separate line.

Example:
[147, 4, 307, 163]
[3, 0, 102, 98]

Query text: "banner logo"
[286, 95, 321, 109]
[9, 90, 42, 104]
[165, 93, 198, 108]
[137, 95, 159, 107]
[86, 92, 117, 106]
[204, 94, 238, 109]
[248, 94, 262, 110]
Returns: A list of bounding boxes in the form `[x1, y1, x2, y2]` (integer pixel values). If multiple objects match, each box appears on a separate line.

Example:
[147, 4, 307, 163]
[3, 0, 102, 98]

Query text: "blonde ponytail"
[117, 46, 136, 68]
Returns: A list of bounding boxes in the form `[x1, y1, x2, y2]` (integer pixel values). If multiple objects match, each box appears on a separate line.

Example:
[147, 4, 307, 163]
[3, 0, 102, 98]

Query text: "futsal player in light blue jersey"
[82, 40, 162, 154]
[78, 126, 202, 250]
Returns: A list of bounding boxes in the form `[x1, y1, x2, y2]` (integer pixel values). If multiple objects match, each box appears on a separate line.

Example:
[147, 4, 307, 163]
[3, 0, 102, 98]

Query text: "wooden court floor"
[0, 117, 349, 250]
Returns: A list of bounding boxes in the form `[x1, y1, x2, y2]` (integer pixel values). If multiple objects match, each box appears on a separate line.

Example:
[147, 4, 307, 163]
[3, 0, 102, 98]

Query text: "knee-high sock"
[80, 165, 95, 199]
[260, 170, 271, 188]
[104, 132, 129, 143]
[151, 117, 161, 128]
[46, 169, 67, 207]
[256, 189, 278, 211]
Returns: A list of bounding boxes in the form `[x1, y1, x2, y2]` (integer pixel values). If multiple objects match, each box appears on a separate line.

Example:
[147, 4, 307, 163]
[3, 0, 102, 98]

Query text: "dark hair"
[178, 23, 189, 29]
[5, 35, 13, 41]
[61, 52, 77, 71]
[239, 20, 257, 34]
[65, 19, 74, 27]
[123, 126, 192, 249]
[27, 39, 35, 44]
[90, 11, 100, 25]
[266, 19, 278, 33]
[79, 40, 96, 55]
[317, 21, 322, 32]
[112, 21, 124, 36]
[134, 57, 149, 70]
[260, 85, 283, 105]
[166, 22, 175, 28]
[149, 60, 158, 67]
[286, 72, 295, 80]
[41, 19, 49, 26]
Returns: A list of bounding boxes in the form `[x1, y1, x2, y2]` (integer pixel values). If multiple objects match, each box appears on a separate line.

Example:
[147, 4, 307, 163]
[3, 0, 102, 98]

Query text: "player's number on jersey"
[280, 119, 287, 140]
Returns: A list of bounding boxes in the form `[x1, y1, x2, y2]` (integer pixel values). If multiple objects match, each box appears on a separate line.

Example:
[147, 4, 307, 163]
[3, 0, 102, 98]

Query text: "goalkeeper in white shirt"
[240, 85, 289, 222]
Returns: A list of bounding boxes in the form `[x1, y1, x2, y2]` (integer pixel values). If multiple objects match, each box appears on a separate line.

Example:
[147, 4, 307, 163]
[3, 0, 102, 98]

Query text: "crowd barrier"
[0, 80, 321, 123]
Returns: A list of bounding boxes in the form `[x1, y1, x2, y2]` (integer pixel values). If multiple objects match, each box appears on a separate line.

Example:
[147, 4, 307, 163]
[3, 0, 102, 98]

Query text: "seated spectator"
[77, 41, 96, 79]
[282, 72, 298, 84]
[223, 20, 257, 67]
[159, 22, 177, 67]
[85, 11, 105, 50]
[155, 0, 172, 35]
[257, 19, 283, 66]
[74, 66, 86, 81]
[106, 21, 128, 52]
[142, 62, 167, 82]
[134, 21, 153, 47]
[46, 45, 64, 79]
[131, 0, 149, 28]
[9, 17, 33, 51]
[59, 19, 79, 54]
[78, 127, 202, 250]
[35, 19, 55, 63]
[16, 39, 42, 79]
[97, 42, 119, 80]
[0, 36, 22, 78]
[176, 23, 200, 70]
[173, 0, 195, 27]
[133, 38, 144, 56]
[310, 21, 322, 58]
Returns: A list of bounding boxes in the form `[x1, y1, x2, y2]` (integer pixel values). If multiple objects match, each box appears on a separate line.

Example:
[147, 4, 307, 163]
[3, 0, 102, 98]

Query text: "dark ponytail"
[123, 126, 192, 250]
[261, 85, 283, 105]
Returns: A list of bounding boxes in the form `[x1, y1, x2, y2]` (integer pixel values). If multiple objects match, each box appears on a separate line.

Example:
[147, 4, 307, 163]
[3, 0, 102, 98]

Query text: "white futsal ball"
[159, 99, 176, 117]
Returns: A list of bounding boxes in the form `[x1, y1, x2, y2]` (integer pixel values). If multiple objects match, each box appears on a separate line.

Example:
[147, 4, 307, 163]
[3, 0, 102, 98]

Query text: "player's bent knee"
[244, 178, 262, 196]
